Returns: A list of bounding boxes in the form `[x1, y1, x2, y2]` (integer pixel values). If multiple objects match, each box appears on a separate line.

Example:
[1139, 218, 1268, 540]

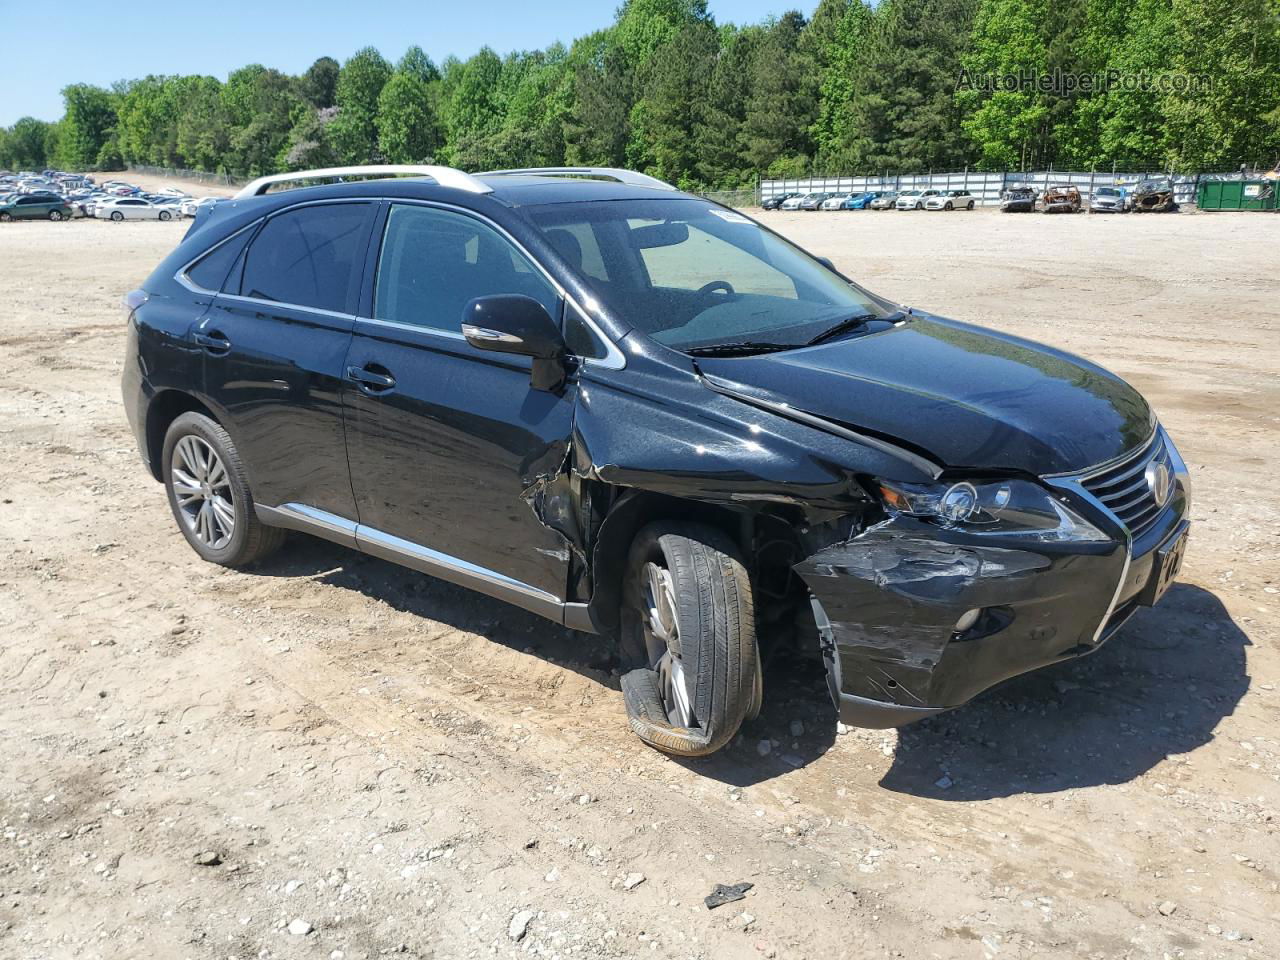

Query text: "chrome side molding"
[255, 502, 594, 632]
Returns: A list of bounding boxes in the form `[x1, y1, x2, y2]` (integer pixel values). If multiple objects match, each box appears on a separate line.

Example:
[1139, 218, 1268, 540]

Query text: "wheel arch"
[143, 390, 219, 482]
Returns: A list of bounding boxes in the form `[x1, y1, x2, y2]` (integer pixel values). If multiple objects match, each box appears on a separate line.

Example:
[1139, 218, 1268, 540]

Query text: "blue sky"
[0, 0, 797, 126]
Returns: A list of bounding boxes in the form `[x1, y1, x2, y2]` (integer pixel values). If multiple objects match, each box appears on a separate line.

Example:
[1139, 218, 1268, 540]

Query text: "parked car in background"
[1131, 178, 1177, 212]
[180, 196, 221, 218]
[0, 193, 72, 221]
[843, 192, 881, 210]
[895, 189, 940, 210]
[1000, 186, 1036, 212]
[869, 192, 899, 210]
[1041, 184, 1082, 213]
[820, 193, 854, 211]
[798, 192, 834, 210]
[97, 197, 173, 221]
[924, 190, 976, 211]
[1089, 186, 1126, 213]
[780, 193, 815, 211]
[123, 163, 1192, 758]
[159, 187, 189, 197]
[761, 192, 799, 211]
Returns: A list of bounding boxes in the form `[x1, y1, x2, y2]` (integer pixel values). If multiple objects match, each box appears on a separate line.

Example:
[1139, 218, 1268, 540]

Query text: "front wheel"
[619, 522, 759, 757]
[944, 202, 953, 211]
[159, 209, 172, 221]
[0, 212, 11, 222]
[162, 412, 286, 568]
[49, 209, 63, 221]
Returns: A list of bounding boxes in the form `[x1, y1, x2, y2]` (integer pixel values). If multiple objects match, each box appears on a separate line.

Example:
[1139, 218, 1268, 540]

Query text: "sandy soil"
[1, 199, 1277, 960]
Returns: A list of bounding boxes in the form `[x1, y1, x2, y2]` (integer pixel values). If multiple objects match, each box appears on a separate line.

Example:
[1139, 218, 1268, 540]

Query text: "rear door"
[196, 200, 377, 521]
[341, 201, 578, 600]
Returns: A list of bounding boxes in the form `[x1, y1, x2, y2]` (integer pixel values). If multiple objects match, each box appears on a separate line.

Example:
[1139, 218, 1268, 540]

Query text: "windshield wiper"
[805, 313, 877, 346]
[684, 340, 798, 357]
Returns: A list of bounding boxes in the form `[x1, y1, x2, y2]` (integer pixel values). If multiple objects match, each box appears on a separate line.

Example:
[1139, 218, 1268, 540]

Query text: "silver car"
[1089, 186, 1126, 213]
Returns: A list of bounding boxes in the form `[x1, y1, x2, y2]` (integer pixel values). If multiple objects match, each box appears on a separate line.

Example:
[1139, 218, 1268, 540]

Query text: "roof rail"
[234, 164, 493, 199]
[477, 166, 678, 192]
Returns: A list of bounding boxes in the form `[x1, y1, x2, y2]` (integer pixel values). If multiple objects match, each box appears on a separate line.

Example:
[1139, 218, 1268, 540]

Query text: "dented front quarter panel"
[795, 513, 1127, 712]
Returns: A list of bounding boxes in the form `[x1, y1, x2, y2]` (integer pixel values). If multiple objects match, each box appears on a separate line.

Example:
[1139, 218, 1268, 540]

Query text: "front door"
[342, 202, 577, 601]
[197, 200, 377, 521]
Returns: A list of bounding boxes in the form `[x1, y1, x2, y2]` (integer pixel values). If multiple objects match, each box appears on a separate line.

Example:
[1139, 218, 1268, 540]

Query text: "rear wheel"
[110, 211, 123, 222]
[619, 522, 758, 757]
[162, 412, 286, 568]
[967, 200, 975, 210]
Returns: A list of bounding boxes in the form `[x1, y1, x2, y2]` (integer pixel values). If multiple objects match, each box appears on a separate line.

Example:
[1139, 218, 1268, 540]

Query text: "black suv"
[122, 164, 1191, 757]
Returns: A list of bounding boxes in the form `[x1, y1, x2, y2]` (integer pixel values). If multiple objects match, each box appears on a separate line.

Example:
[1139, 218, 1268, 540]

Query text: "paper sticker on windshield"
[708, 209, 751, 224]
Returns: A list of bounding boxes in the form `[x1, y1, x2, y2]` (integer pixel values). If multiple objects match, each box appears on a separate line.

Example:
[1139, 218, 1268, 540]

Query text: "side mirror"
[462, 294, 567, 391]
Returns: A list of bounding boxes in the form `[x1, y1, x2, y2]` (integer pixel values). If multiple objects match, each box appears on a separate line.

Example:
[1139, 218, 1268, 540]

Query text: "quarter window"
[373, 204, 559, 335]
[239, 203, 371, 313]
[186, 230, 252, 292]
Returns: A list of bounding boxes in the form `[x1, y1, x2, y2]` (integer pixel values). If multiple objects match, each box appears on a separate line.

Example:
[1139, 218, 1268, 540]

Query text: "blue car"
[842, 192, 881, 210]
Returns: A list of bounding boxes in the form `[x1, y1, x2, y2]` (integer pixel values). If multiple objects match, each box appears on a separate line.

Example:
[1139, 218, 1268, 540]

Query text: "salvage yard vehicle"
[97, 196, 174, 221]
[0, 193, 72, 221]
[895, 189, 939, 210]
[842, 192, 881, 210]
[924, 190, 976, 211]
[869, 192, 898, 209]
[1041, 184, 1082, 213]
[760, 192, 799, 210]
[1089, 186, 1127, 213]
[1131, 178, 1177, 212]
[821, 193, 855, 211]
[122, 164, 1192, 758]
[999, 185, 1037, 212]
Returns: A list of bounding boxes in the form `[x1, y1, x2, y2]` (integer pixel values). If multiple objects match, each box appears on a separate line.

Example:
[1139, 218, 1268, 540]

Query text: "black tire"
[110, 211, 123, 222]
[49, 209, 63, 221]
[0, 212, 10, 222]
[967, 200, 975, 210]
[162, 411, 286, 568]
[944, 201, 953, 211]
[159, 209, 171, 221]
[619, 522, 758, 757]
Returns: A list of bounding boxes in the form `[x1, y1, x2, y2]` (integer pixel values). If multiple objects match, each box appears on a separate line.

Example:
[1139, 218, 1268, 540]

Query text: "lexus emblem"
[1145, 459, 1173, 508]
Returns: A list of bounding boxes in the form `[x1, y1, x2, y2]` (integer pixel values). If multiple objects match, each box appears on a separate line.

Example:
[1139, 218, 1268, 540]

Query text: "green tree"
[329, 47, 392, 163]
[298, 56, 340, 108]
[630, 20, 720, 183]
[442, 46, 504, 156]
[4, 117, 53, 169]
[377, 49, 444, 162]
[812, 1, 874, 168]
[741, 12, 818, 173]
[57, 84, 117, 169]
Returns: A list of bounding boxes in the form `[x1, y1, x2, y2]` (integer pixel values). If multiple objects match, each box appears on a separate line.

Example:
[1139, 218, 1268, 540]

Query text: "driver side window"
[630, 218, 798, 300]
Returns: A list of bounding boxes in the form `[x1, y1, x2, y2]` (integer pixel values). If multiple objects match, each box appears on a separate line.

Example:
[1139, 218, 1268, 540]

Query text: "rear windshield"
[524, 198, 891, 352]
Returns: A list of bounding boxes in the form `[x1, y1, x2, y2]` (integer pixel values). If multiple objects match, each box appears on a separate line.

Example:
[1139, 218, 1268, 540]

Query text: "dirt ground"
[2, 188, 1277, 960]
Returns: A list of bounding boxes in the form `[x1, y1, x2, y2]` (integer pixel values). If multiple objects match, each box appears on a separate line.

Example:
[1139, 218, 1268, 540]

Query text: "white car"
[895, 189, 940, 210]
[179, 196, 220, 218]
[923, 190, 976, 211]
[96, 197, 175, 221]
[158, 186, 189, 197]
[820, 194, 855, 211]
[780, 194, 812, 211]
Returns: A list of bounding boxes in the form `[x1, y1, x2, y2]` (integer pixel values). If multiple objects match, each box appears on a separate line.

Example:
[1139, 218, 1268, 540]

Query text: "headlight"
[875, 477, 1109, 542]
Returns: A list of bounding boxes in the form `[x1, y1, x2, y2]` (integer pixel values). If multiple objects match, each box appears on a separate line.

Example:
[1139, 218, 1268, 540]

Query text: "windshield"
[525, 198, 893, 351]
[1096, 187, 1120, 196]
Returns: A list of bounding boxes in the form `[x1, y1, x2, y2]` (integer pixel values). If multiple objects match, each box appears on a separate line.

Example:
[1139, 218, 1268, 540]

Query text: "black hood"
[694, 315, 1153, 476]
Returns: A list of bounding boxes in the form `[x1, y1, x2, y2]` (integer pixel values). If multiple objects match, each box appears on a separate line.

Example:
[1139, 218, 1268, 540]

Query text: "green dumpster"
[1197, 179, 1277, 211]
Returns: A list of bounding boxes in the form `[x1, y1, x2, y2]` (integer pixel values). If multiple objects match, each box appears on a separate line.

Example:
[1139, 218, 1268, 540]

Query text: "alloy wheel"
[170, 435, 235, 549]
[640, 560, 694, 727]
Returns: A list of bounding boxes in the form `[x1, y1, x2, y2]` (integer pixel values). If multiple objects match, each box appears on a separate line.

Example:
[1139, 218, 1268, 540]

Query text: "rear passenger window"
[240, 203, 370, 313]
[373, 204, 559, 334]
[186, 230, 252, 292]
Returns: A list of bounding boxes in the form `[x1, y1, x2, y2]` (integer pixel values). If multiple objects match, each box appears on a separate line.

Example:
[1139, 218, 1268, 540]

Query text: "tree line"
[2, 0, 1278, 186]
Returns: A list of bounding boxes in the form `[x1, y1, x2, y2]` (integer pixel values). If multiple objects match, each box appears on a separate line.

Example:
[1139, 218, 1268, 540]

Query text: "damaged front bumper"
[796, 476, 1190, 728]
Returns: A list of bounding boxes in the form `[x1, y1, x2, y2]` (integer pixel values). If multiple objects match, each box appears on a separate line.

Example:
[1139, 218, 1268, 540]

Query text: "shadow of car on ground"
[250, 539, 1248, 796]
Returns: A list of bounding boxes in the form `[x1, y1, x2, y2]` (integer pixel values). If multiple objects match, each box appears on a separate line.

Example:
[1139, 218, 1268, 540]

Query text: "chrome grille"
[1080, 432, 1170, 538]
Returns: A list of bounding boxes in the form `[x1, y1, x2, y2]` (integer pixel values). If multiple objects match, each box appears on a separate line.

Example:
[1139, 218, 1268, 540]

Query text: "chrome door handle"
[345, 365, 396, 393]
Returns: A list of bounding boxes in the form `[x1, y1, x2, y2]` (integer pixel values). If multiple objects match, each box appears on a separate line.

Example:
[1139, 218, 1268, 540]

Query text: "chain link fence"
[127, 165, 245, 187]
